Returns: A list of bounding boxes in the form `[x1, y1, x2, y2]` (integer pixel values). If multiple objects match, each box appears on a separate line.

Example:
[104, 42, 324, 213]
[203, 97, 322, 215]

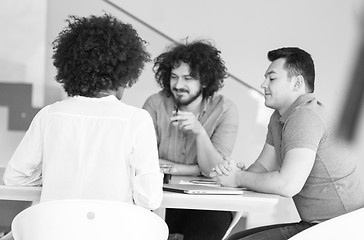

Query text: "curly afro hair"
[153, 40, 228, 98]
[52, 13, 151, 97]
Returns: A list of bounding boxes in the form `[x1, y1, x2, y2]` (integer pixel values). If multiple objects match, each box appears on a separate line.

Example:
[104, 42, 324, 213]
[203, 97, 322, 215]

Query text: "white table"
[0, 176, 297, 239]
[161, 176, 279, 212]
[0, 176, 279, 212]
[0, 185, 41, 202]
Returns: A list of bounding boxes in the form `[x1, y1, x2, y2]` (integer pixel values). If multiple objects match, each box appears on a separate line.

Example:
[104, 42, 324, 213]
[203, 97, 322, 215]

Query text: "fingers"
[160, 164, 176, 174]
[171, 115, 202, 134]
[171, 111, 193, 121]
[170, 167, 177, 174]
[209, 169, 222, 187]
[211, 160, 231, 177]
[209, 170, 217, 178]
[170, 117, 189, 129]
[175, 119, 194, 130]
[214, 165, 224, 176]
[237, 162, 247, 170]
[218, 161, 231, 175]
[171, 111, 196, 124]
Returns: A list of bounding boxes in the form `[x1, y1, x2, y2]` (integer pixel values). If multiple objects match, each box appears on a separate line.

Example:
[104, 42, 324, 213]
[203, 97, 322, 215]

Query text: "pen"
[172, 105, 179, 123]
[174, 105, 179, 116]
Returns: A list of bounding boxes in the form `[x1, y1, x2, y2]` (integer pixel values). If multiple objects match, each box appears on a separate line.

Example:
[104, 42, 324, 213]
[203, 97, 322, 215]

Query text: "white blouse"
[3, 96, 163, 210]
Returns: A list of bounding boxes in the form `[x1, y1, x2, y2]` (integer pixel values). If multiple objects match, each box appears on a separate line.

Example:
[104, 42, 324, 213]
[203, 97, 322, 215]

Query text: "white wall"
[45, 0, 364, 166]
[0, 0, 47, 167]
[42, 0, 364, 227]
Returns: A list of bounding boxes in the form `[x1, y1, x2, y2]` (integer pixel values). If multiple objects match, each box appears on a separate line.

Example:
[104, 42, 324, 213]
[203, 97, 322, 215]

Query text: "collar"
[199, 97, 209, 120]
[74, 95, 117, 101]
[173, 96, 210, 121]
[279, 93, 316, 124]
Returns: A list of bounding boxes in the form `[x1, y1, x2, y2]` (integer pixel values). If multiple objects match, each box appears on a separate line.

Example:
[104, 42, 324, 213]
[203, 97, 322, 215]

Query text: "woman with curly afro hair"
[143, 40, 239, 240]
[53, 13, 151, 98]
[4, 14, 163, 211]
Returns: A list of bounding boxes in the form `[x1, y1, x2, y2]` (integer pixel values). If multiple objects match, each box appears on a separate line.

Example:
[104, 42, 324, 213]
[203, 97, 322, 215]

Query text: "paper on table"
[180, 180, 247, 191]
[179, 180, 219, 187]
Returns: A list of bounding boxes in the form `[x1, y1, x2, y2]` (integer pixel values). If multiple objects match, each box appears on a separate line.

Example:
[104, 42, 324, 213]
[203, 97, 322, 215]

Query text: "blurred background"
[1, 0, 364, 232]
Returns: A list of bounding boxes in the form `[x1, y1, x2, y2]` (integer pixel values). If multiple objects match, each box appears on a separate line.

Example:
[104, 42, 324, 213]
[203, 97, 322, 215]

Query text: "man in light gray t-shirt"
[212, 47, 364, 239]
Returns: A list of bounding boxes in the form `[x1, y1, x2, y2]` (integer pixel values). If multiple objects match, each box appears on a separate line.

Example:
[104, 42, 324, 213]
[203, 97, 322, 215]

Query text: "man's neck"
[179, 95, 204, 116]
[278, 93, 306, 115]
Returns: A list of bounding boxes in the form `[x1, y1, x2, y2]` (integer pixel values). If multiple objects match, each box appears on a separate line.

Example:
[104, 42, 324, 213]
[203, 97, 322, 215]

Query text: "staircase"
[0, 83, 40, 131]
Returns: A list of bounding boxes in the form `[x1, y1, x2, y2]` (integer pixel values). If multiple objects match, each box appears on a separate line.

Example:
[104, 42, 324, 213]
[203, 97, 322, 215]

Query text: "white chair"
[289, 207, 364, 239]
[222, 211, 244, 240]
[11, 199, 169, 240]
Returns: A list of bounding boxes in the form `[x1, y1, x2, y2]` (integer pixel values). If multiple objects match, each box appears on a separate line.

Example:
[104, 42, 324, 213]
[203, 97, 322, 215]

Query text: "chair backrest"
[11, 199, 169, 240]
[289, 207, 364, 239]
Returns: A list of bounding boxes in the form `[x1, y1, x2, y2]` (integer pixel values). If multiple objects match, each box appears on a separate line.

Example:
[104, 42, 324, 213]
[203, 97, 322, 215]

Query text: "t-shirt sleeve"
[142, 95, 159, 140]
[142, 95, 157, 124]
[282, 108, 326, 154]
[266, 114, 275, 146]
[210, 101, 239, 159]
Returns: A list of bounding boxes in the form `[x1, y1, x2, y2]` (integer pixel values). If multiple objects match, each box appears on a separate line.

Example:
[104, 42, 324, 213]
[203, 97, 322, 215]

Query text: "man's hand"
[159, 159, 201, 176]
[171, 110, 204, 135]
[211, 159, 231, 176]
[210, 160, 245, 188]
[210, 160, 246, 176]
[236, 162, 246, 171]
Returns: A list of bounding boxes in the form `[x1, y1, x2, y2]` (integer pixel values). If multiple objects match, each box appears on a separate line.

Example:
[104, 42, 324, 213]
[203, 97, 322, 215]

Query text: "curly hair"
[153, 40, 228, 98]
[52, 14, 151, 97]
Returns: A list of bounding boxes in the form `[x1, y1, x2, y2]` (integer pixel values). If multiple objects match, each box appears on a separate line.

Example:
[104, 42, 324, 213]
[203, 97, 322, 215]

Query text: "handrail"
[103, 0, 263, 95]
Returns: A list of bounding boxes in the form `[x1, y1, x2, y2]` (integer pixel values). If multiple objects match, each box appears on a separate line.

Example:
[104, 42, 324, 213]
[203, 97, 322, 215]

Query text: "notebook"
[163, 183, 244, 195]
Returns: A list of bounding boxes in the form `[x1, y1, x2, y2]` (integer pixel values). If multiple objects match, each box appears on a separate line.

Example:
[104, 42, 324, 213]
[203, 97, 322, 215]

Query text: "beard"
[172, 87, 203, 107]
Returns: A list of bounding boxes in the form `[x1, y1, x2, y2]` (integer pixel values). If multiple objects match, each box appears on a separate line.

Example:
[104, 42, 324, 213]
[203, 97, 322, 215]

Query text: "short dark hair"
[268, 47, 315, 93]
[52, 14, 150, 97]
[153, 40, 228, 98]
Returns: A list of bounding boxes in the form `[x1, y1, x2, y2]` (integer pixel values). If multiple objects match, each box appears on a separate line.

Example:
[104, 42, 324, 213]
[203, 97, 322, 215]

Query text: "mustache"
[172, 88, 188, 93]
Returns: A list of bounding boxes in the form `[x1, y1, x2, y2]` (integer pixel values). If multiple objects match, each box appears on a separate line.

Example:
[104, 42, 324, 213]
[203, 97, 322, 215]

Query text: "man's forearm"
[235, 170, 296, 197]
[247, 161, 268, 173]
[159, 159, 201, 176]
[195, 130, 224, 175]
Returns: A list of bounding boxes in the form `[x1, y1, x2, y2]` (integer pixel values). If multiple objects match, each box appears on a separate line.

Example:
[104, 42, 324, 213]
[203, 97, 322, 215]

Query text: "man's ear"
[294, 75, 304, 90]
